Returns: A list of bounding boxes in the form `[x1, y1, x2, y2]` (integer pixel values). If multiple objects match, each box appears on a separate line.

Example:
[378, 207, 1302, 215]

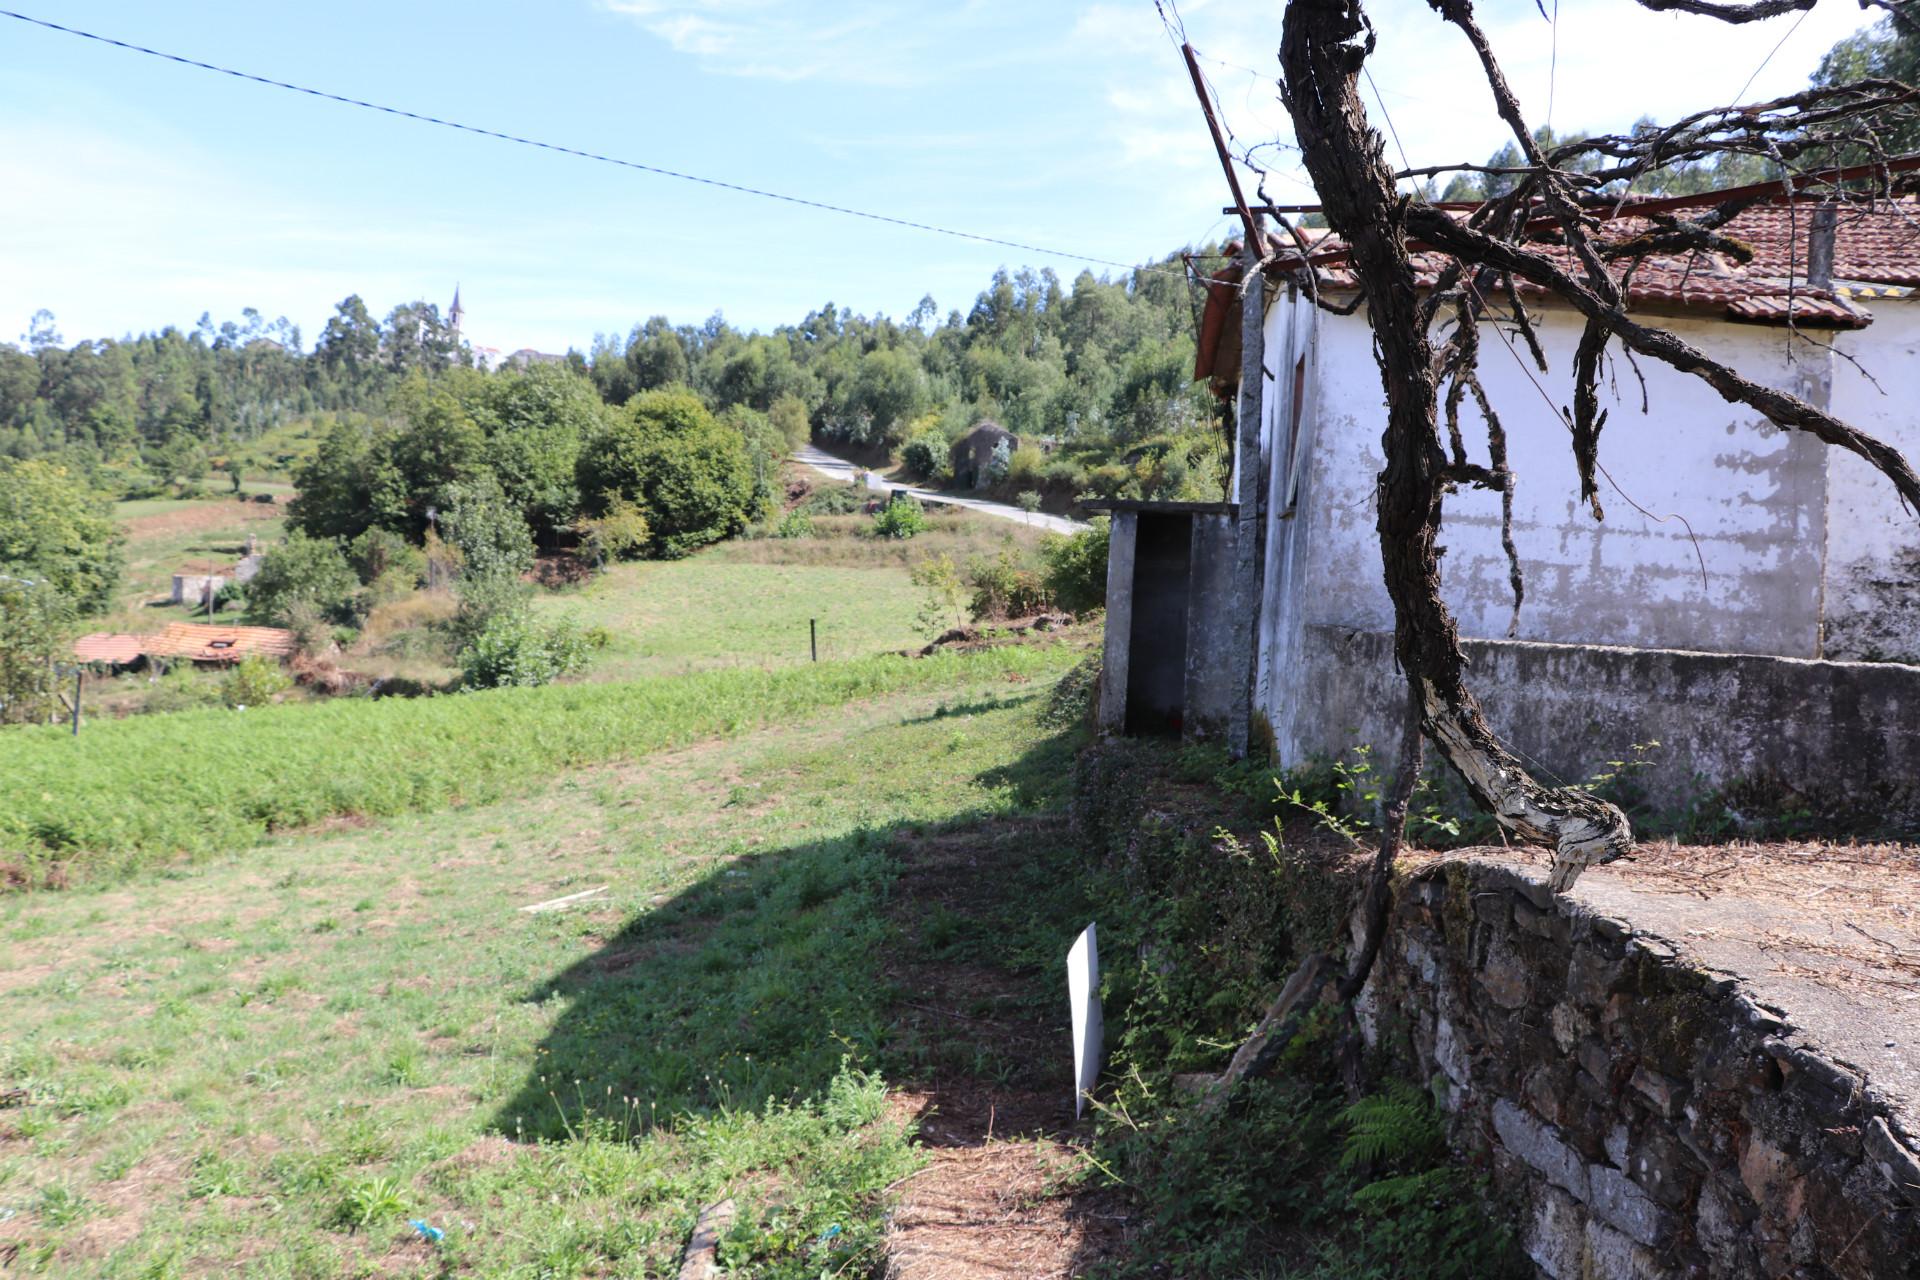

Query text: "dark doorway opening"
[1125, 513, 1193, 736]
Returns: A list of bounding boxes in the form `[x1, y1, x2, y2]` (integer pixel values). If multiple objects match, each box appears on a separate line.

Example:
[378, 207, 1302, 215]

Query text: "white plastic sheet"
[1067, 922, 1103, 1118]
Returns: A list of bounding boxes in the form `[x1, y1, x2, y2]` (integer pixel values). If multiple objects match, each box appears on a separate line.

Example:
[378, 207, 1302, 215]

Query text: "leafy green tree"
[317, 295, 381, 379]
[1815, 17, 1920, 155]
[246, 531, 358, 626]
[464, 364, 600, 539]
[385, 377, 488, 532]
[439, 476, 535, 584]
[577, 388, 756, 559]
[0, 458, 123, 614]
[626, 316, 690, 393]
[287, 417, 388, 542]
[850, 348, 928, 445]
[150, 435, 208, 492]
[769, 393, 811, 451]
[0, 574, 73, 725]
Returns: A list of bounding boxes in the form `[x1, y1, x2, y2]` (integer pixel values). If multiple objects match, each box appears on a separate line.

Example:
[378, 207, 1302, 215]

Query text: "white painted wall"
[1826, 304, 1920, 663]
[1255, 282, 1920, 760]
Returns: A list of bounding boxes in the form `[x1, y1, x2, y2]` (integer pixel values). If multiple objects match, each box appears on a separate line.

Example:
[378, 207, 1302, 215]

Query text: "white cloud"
[595, 0, 991, 85]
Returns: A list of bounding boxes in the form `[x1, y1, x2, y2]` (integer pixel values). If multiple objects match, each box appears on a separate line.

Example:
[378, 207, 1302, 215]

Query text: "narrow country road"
[792, 442, 1089, 535]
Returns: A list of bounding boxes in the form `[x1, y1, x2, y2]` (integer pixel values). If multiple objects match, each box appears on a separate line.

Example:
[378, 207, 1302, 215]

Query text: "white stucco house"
[1097, 193, 1920, 823]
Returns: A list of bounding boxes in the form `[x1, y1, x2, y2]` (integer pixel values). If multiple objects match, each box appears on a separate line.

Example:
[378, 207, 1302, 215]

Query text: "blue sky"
[0, 0, 1878, 355]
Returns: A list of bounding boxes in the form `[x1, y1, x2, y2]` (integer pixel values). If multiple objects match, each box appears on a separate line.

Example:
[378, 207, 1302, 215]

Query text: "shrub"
[909, 553, 968, 639]
[1042, 459, 1086, 491]
[1041, 517, 1109, 613]
[772, 510, 814, 539]
[1015, 490, 1043, 513]
[900, 434, 947, 480]
[222, 655, 292, 709]
[799, 484, 868, 516]
[1007, 446, 1045, 487]
[967, 546, 1051, 619]
[577, 387, 756, 559]
[361, 592, 458, 652]
[346, 528, 425, 588]
[574, 494, 652, 567]
[451, 570, 532, 645]
[356, 566, 421, 613]
[457, 613, 597, 689]
[140, 665, 224, 715]
[1086, 463, 1132, 499]
[871, 499, 927, 540]
[246, 532, 358, 627]
[280, 601, 338, 658]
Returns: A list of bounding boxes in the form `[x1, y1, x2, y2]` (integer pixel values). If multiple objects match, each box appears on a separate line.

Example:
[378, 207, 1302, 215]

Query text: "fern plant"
[1339, 1083, 1447, 1172]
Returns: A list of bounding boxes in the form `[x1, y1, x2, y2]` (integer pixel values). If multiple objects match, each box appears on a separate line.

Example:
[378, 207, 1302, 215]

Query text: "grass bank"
[0, 678, 1067, 1276]
[0, 644, 1077, 884]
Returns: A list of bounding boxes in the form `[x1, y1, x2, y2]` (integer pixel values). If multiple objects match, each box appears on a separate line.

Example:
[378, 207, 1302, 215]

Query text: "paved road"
[792, 443, 1088, 535]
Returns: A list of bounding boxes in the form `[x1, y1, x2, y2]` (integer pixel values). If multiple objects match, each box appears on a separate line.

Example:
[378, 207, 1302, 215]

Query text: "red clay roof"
[143, 623, 296, 664]
[1716, 201, 1920, 289]
[1289, 197, 1920, 330]
[71, 634, 147, 665]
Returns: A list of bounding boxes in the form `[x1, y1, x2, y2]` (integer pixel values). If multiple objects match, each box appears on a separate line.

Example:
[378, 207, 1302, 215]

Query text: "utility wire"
[1546, 0, 1560, 133]
[1732, 5, 1812, 105]
[0, 7, 1192, 281]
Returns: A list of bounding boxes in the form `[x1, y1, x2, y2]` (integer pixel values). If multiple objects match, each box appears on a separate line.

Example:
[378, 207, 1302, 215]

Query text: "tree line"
[0, 296, 465, 474]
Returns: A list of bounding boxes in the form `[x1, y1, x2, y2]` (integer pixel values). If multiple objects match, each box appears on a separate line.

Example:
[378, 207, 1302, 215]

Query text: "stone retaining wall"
[1286, 626, 1920, 836]
[1363, 859, 1920, 1279]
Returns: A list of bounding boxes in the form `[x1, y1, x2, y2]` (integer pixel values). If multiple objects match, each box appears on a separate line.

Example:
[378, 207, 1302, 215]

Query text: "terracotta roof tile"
[71, 633, 147, 665]
[143, 623, 296, 664]
[1292, 197, 1920, 330]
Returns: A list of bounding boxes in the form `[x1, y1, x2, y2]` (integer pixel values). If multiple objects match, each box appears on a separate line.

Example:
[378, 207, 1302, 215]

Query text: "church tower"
[448, 285, 465, 335]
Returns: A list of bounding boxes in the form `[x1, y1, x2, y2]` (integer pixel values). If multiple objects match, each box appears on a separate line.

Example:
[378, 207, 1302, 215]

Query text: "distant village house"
[950, 421, 1018, 490]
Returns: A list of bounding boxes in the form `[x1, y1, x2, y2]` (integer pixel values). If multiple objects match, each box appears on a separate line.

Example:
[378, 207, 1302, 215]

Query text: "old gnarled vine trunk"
[1277, 0, 1633, 893]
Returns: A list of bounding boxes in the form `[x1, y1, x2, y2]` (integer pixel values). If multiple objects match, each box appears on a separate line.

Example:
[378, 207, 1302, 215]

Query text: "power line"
[0, 7, 1191, 281]
[1546, 0, 1560, 133]
[1731, 5, 1813, 105]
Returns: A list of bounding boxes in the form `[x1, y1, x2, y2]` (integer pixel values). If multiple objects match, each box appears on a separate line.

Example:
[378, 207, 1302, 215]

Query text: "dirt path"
[881, 819, 1131, 1279]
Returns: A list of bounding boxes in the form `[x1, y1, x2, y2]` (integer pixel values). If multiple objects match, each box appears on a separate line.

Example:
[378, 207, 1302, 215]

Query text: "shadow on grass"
[480, 701, 1167, 1274]
[487, 701, 1090, 1145]
[488, 825, 898, 1142]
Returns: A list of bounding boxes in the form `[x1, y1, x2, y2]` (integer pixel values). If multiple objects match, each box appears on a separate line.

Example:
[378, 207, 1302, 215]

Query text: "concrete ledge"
[1358, 854, 1920, 1279]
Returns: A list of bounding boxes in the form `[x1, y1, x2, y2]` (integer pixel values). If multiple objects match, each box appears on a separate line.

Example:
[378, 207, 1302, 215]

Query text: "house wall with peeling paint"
[1827, 303, 1920, 664]
[1253, 284, 1919, 790]
[1278, 295, 1838, 658]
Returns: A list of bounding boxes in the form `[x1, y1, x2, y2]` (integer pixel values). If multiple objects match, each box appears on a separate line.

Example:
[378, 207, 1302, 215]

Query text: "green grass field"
[0, 671, 1082, 1278]
[0, 645, 1078, 884]
[533, 558, 925, 680]
[100, 496, 285, 635]
[527, 512, 1050, 684]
